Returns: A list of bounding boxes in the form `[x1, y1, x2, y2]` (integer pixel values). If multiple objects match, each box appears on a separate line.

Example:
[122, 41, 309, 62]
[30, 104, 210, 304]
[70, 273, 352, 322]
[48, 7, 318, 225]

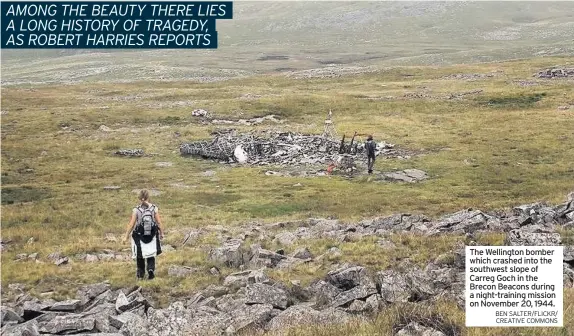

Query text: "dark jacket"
[365, 140, 376, 157]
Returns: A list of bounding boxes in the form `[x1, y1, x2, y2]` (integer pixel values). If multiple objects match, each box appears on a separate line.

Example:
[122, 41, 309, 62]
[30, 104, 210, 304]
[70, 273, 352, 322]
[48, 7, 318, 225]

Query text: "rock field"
[2, 192, 573, 335]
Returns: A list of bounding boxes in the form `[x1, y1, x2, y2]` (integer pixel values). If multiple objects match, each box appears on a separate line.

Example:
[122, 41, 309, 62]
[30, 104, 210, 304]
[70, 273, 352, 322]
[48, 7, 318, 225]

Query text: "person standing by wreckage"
[365, 135, 376, 174]
[122, 189, 164, 280]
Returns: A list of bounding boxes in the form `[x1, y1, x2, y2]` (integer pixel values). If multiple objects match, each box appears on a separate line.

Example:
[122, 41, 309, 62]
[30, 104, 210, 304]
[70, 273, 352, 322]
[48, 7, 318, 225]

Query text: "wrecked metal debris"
[179, 130, 398, 166]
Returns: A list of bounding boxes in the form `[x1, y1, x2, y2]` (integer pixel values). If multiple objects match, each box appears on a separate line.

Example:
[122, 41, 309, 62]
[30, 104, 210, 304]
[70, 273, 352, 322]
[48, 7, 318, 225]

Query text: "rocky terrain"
[534, 68, 574, 79]
[2, 192, 573, 336]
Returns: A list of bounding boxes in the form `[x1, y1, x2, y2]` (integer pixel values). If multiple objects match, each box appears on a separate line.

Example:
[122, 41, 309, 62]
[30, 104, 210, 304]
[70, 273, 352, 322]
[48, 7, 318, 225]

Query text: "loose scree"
[0, 1, 233, 48]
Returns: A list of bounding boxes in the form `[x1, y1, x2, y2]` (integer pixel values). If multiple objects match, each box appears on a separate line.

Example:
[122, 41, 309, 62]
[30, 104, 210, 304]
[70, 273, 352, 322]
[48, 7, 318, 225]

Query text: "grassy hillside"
[1, 2, 574, 334]
[2, 57, 573, 315]
[2, 2, 574, 85]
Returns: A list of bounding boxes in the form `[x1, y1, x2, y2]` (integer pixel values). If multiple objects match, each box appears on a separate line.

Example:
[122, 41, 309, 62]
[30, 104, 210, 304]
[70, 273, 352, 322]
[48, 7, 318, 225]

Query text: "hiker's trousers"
[136, 257, 155, 277]
[367, 156, 375, 172]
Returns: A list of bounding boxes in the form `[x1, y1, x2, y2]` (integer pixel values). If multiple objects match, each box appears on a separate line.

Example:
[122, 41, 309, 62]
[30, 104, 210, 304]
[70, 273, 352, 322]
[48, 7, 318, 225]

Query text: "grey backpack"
[136, 205, 157, 237]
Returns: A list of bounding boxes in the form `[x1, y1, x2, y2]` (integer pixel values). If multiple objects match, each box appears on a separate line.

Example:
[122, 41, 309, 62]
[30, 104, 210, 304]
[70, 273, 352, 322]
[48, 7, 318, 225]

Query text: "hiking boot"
[368, 170, 373, 174]
[148, 270, 155, 280]
[136, 270, 145, 280]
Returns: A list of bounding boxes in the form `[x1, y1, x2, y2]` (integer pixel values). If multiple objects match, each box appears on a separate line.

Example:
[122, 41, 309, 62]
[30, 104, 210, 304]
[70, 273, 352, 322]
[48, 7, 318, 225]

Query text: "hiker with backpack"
[365, 135, 377, 174]
[122, 189, 164, 280]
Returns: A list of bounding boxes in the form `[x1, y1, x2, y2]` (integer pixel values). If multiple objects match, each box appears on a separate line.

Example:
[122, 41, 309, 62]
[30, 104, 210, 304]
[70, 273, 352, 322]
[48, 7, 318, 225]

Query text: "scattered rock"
[208, 239, 250, 268]
[99, 125, 112, 132]
[202, 170, 217, 177]
[103, 186, 121, 191]
[535, 68, 574, 79]
[1, 320, 40, 336]
[383, 169, 429, 183]
[229, 303, 274, 333]
[291, 247, 313, 260]
[155, 161, 173, 167]
[3, 191, 574, 335]
[395, 321, 446, 336]
[114, 149, 144, 157]
[38, 315, 95, 334]
[240, 93, 262, 100]
[104, 233, 117, 242]
[109, 311, 139, 329]
[245, 283, 289, 309]
[1, 306, 24, 326]
[249, 246, 286, 268]
[168, 265, 200, 277]
[192, 109, 210, 117]
[55, 257, 69, 266]
[266, 304, 351, 331]
[223, 270, 269, 290]
[162, 244, 175, 252]
[50, 299, 81, 312]
[445, 89, 483, 100]
[115, 291, 146, 314]
[441, 72, 500, 81]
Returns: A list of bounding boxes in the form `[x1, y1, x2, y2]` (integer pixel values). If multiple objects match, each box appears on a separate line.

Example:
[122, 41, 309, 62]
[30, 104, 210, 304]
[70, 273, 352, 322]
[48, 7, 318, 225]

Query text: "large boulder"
[115, 291, 147, 314]
[1, 306, 23, 326]
[82, 302, 118, 333]
[1, 320, 40, 336]
[273, 232, 298, 246]
[325, 265, 375, 290]
[309, 280, 342, 308]
[228, 303, 274, 334]
[215, 294, 248, 313]
[208, 239, 250, 268]
[49, 299, 81, 312]
[245, 283, 289, 309]
[109, 312, 140, 329]
[38, 315, 96, 334]
[330, 285, 378, 308]
[376, 265, 436, 304]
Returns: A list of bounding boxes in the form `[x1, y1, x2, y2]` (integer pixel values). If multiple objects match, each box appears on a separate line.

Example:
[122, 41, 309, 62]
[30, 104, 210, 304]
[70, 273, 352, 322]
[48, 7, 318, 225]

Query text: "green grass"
[1, 56, 574, 335]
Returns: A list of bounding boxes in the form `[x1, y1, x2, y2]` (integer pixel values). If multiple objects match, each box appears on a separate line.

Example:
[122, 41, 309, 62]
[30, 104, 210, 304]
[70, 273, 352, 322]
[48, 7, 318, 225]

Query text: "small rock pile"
[114, 149, 144, 157]
[440, 72, 501, 81]
[180, 130, 403, 166]
[535, 68, 574, 79]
